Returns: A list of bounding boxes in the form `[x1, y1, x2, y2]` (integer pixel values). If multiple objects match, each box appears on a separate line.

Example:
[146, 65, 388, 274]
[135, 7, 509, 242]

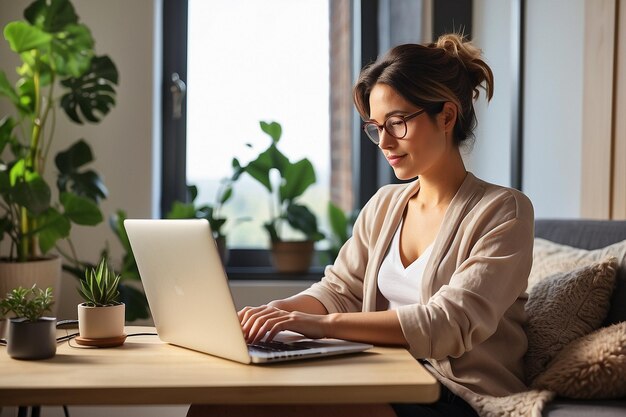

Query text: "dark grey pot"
[7, 317, 56, 360]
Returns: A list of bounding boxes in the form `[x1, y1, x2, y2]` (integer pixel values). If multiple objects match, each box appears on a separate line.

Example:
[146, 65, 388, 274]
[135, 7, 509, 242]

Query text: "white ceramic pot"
[77, 303, 125, 339]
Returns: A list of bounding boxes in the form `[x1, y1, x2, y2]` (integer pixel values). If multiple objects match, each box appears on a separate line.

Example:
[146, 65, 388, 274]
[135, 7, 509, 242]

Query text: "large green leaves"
[60, 192, 102, 225]
[55, 139, 108, 202]
[241, 120, 322, 242]
[244, 144, 289, 192]
[0, 116, 16, 155]
[49, 24, 94, 77]
[285, 203, 324, 242]
[24, 0, 79, 33]
[60, 55, 118, 124]
[9, 162, 51, 215]
[260, 121, 282, 144]
[3, 21, 52, 53]
[0, 72, 22, 108]
[328, 201, 349, 244]
[36, 207, 70, 253]
[279, 158, 316, 202]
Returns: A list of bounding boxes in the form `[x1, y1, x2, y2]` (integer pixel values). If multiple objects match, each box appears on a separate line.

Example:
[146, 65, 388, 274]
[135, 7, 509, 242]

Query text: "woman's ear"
[441, 102, 458, 134]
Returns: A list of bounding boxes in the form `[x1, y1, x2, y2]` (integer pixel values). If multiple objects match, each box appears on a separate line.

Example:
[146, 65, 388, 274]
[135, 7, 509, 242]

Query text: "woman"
[189, 33, 534, 417]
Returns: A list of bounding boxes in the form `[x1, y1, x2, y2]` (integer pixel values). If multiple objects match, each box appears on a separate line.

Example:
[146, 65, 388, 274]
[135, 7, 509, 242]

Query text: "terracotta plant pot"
[270, 241, 315, 274]
[6, 317, 56, 360]
[77, 303, 126, 347]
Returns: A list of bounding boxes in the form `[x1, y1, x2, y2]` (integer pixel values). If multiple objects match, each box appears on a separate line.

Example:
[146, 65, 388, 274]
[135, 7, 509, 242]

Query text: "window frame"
[160, 0, 496, 278]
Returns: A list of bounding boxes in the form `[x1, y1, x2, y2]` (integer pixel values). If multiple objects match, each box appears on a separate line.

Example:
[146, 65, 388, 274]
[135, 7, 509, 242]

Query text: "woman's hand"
[238, 305, 329, 344]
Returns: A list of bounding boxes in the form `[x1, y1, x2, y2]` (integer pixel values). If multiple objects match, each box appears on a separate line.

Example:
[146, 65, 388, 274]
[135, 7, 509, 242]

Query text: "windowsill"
[226, 266, 325, 281]
[224, 249, 327, 281]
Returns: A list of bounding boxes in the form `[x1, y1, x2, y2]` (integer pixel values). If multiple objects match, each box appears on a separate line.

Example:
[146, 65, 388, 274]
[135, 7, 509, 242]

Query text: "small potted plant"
[0, 285, 56, 360]
[234, 121, 324, 273]
[167, 183, 241, 265]
[76, 258, 126, 347]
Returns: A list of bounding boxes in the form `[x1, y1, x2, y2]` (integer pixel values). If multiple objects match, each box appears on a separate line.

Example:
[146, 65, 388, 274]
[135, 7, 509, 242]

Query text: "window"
[163, 1, 477, 273]
[186, 0, 331, 248]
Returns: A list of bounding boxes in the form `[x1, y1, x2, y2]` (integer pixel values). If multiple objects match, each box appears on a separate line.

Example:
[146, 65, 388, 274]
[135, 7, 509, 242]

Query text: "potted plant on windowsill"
[76, 258, 126, 347]
[0, 285, 56, 360]
[0, 0, 118, 311]
[234, 121, 324, 273]
[167, 182, 241, 265]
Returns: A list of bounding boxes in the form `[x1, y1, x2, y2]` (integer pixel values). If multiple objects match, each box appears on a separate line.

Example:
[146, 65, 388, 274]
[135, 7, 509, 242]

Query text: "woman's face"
[367, 83, 454, 180]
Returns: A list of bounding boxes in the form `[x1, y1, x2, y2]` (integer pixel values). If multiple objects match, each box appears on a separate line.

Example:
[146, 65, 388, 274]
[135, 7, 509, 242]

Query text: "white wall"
[522, 0, 584, 218]
[0, 0, 161, 320]
[467, 0, 513, 188]
[471, 0, 586, 218]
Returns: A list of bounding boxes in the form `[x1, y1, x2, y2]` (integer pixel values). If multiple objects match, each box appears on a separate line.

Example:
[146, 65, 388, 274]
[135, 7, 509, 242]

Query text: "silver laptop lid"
[124, 219, 251, 364]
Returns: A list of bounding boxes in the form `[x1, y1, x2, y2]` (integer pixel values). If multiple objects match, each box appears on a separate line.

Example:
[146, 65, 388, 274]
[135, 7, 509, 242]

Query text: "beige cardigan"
[299, 172, 534, 409]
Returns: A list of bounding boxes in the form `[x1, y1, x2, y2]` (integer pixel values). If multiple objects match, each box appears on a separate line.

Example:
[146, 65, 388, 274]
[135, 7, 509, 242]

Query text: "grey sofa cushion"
[543, 399, 626, 416]
[535, 220, 626, 416]
[535, 219, 626, 325]
[535, 220, 626, 250]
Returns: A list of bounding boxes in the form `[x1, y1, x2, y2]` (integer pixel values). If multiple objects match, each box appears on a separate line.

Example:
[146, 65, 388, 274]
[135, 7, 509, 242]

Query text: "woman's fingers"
[238, 306, 329, 344]
[245, 309, 287, 342]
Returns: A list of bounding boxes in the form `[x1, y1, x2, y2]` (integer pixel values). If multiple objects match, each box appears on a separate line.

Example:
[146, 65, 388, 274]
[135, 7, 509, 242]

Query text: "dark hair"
[353, 33, 494, 146]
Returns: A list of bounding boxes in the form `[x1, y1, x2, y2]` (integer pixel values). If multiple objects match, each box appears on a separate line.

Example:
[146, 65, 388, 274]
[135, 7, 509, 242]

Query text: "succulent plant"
[78, 258, 122, 307]
[0, 285, 54, 322]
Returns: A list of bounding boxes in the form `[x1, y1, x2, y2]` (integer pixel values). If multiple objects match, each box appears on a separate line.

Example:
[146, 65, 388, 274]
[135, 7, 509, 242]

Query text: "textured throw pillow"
[532, 321, 626, 399]
[524, 257, 618, 383]
[529, 238, 626, 325]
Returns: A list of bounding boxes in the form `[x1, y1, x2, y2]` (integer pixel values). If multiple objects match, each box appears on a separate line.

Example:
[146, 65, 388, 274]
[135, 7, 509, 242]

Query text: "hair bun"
[435, 33, 494, 101]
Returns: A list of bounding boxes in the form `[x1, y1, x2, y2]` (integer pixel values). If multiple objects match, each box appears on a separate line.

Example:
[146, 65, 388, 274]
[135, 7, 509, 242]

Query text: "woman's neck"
[414, 151, 467, 210]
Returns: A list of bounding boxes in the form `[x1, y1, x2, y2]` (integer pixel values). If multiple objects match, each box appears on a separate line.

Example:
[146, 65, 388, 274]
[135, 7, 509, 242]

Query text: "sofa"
[534, 219, 626, 417]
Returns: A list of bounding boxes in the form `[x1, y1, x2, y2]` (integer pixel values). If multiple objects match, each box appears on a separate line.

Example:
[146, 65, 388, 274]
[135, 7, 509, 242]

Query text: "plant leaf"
[118, 283, 150, 321]
[279, 158, 316, 202]
[11, 171, 51, 215]
[3, 21, 52, 53]
[24, 0, 79, 33]
[328, 201, 349, 243]
[36, 207, 70, 253]
[244, 149, 273, 192]
[219, 186, 233, 205]
[60, 192, 103, 225]
[55, 138, 93, 171]
[55, 139, 108, 202]
[187, 184, 198, 202]
[285, 203, 324, 241]
[60, 55, 118, 124]
[260, 121, 282, 144]
[0, 116, 16, 155]
[166, 201, 196, 219]
[48, 24, 94, 77]
[0, 72, 21, 108]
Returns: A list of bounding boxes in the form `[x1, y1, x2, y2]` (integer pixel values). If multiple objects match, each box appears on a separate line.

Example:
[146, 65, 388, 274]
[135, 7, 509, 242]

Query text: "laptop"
[124, 219, 373, 364]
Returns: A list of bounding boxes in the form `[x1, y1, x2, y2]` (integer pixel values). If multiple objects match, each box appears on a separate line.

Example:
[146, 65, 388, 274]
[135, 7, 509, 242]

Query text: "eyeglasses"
[362, 109, 426, 145]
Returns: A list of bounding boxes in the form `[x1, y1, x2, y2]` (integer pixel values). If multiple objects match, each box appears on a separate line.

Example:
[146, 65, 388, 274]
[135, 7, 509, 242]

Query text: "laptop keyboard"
[248, 340, 311, 353]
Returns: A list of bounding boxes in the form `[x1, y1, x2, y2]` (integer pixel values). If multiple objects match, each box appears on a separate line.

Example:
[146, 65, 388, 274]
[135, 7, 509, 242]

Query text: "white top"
[378, 219, 433, 310]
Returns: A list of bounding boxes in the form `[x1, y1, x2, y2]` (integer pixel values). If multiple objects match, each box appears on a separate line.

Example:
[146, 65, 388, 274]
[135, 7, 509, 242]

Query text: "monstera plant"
[0, 0, 117, 259]
[0, 0, 118, 307]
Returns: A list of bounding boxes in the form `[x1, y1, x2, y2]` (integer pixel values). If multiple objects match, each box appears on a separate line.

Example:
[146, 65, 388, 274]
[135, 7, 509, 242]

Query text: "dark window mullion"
[161, 0, 189, 217]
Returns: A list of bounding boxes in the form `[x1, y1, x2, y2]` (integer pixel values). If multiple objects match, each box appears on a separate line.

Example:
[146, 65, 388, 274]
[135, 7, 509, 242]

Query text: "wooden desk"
[0, 326, 439, 406]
